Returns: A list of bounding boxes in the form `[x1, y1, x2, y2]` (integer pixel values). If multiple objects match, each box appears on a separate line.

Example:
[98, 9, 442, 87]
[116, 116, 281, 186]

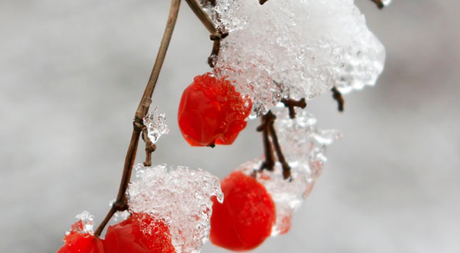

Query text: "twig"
[185, 0, 228, 68]
[259, 0, 269, 5]
[257, 111, 291, 180]
[142, 128, 157, 167]
[257, 113, 276, 172]
[94, 0, 181, 237]
[331, 86, 344, 112]
[370, 0, 385, 9]
[281, 98, 307, 119]
[266, 112, 291, 180]
[185, 0, 218, 35]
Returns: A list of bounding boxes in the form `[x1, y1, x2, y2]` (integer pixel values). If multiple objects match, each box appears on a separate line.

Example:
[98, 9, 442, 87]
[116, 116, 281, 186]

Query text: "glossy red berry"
[104, 212, 176, 253]
[210, 171, 276, 251]
[178, 73, 252, 147]
[57, 221, 105, 253]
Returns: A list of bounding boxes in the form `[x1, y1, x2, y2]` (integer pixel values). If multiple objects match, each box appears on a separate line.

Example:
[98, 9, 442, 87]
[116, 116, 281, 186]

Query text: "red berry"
[104, 213, 176, 253]
[57, 221, 105, 253]
[210, 171, 276, 251]
[178, 73, 252, 147]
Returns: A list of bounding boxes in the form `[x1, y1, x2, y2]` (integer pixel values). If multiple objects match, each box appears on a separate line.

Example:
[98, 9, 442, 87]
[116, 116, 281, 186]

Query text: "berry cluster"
[57, 0, 388, 252]
[57, 213, 175, 253]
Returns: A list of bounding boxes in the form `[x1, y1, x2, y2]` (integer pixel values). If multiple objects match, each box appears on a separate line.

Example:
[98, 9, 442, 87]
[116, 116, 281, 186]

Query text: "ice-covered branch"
[94, 0, 181, 237]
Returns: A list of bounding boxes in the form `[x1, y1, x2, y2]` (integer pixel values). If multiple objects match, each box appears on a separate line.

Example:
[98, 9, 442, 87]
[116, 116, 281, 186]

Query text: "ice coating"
[274, 107, 341, 178]
[144, 107, 170, 144]
[67, 211, 95, 235]
[239, 108, 340, 235]
[128, 164, 223, 253]
[208, 0, 385, 115]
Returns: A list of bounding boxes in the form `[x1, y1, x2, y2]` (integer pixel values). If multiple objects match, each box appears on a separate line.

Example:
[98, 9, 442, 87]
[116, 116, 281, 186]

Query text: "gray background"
[1, 0, 459, 252]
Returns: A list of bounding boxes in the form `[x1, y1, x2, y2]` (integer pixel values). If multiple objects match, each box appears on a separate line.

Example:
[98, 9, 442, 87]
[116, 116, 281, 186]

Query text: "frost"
[113, 210, 130, 222]
[143, 107, 170, 144]
[209, 0, 385, 115]
[67, 211, 94, 235]
[239, 108, 340, 236]
[274, 107, 342, 178]
[128, 164, 223, 253]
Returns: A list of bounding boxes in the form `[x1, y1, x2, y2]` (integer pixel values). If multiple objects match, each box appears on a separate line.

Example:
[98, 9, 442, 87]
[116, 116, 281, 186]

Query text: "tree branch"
[94, 0, 181, 237]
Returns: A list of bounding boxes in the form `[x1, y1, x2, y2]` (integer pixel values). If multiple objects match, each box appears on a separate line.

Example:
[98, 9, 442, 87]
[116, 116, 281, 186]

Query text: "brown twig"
[257, 111, 291, 180]
[185, 0, 228, 68]
[370, 0, 385, 9]
[266, 112, 291, 180]
[257, 113, 276, 172]
[281, 98, 307, 119]
[259, 0, 269, 5]
[331, 86, 344, 112]
[142, 128, 157, 167]
[94, 0, 181, 237]
[185, 0, 218, 35]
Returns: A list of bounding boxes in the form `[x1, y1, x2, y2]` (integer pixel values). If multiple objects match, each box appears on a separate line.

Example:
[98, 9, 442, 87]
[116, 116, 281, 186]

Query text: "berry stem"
[185, 0, 218, 35]
[257, 111, 291, 180]
[257, 113, 276, 172]
[259, 0, 269, 5]
[185, 0, 228, 67]
[142, 127, 157, 167]
[94, 0, 181, 237]
[281, 98, 307, 119]
[370, 0, 386, 9]
[331, 86, 345, 112]
[266, 112, 291, 180]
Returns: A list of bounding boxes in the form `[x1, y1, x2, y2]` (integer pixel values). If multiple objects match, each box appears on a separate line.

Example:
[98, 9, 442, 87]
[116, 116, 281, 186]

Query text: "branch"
[94, 0, 181, 237]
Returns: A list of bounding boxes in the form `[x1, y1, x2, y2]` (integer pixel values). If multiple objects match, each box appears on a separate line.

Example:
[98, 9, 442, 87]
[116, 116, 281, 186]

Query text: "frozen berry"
[57, 221, 105, 253]
[178, 73, 252, 147]
[210, 171, 276, 251]
[104, 212, 176, 253]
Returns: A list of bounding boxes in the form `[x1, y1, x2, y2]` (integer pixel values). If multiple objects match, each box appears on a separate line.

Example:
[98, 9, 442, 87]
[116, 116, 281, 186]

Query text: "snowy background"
[1, 0, 459, 252]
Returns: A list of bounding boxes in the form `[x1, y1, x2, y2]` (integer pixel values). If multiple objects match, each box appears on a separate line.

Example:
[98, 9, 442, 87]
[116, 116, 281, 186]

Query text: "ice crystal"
[128, 164, 223, 253]
[113, 210, 130, 222]
[274, 107, 341, 178]
[67, 211, 94, 235]
[209, 0, 385, 115]
[144, 107, 170, 144]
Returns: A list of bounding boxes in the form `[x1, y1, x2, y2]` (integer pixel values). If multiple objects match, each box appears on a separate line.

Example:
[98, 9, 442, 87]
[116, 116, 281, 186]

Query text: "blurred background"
[1, 0, 459, 252]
